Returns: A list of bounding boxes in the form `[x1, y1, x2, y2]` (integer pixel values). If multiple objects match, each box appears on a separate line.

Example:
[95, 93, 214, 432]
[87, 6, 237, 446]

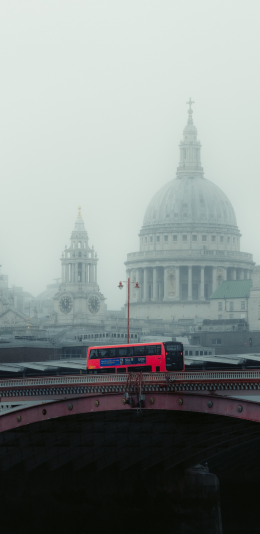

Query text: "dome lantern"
[177, 98, 203, 180]
[141, 101, 239, 232]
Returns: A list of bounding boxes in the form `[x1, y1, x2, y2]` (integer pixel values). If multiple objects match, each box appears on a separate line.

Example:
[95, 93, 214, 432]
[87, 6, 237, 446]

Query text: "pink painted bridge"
[1, 370, 260, 427]
[0, 371, 260, 475]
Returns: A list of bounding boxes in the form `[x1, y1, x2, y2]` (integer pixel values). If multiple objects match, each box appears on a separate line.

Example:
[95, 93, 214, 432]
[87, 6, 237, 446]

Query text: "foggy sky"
[0, 0, 259, 310]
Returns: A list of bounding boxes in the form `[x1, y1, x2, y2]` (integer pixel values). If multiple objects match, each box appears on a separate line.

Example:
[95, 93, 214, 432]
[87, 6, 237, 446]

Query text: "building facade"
[51, 208, 106, 326]
[125, 100, 254, 322]
[209, 280, 251, 323]
[248, 267, 260, 330]
[209, 266, 260, 332]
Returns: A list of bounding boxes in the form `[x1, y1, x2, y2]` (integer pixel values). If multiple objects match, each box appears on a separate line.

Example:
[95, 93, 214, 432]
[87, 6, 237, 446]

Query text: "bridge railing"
[1, 370, 260, 389]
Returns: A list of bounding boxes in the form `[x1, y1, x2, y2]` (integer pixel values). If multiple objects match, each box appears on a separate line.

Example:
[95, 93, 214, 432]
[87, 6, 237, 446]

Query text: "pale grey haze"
[0, 0, 259, 310]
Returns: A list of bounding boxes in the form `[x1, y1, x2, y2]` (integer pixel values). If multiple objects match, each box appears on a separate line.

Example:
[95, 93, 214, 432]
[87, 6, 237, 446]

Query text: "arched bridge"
[2, 369, 260, 424]
[1, 371, 260, 534]
[0, 370, 260, 475]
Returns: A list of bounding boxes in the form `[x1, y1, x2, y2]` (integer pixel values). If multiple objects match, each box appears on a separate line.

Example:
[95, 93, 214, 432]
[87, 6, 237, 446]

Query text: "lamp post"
[118, 278, 140, 343]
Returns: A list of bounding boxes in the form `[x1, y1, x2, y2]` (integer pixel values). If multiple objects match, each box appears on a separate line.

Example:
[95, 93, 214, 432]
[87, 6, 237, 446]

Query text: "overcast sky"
[0, 0, 259, 309]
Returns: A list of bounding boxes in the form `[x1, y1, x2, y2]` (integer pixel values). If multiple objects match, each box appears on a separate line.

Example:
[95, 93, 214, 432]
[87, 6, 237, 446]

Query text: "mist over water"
[0, 1, 259, 311]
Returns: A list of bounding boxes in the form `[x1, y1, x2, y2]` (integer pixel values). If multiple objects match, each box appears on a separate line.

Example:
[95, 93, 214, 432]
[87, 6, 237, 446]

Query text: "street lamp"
[118, 278, 140, 343]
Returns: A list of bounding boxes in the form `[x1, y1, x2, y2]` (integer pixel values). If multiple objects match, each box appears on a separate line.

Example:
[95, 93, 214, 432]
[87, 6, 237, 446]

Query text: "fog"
[0, 0, 259, 310]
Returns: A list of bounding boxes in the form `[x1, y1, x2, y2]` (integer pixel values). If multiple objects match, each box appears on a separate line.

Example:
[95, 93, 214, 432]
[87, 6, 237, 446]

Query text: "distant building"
[0, 273, 8, 299]
[209, 279, 251, 322]
[35, 281, 61, 318]
[0, 270, 37, 333]
[125, 100, 254, 323]
[47, 207, 107, 327]
[209, 266, 260, 332]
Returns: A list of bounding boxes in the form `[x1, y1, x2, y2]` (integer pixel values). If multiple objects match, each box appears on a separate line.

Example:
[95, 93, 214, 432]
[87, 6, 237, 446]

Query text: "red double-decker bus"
[86, 341, 184, 374]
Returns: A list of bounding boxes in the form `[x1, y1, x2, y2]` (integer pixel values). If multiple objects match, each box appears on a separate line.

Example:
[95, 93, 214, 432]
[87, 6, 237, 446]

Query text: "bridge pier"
[175, 465, 223, 534]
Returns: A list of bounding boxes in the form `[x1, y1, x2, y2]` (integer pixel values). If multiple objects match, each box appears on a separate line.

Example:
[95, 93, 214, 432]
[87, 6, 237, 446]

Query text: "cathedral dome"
[142, 175, 238, 231]
[142, 99, 239, 235]
[125, 100, 254, 325]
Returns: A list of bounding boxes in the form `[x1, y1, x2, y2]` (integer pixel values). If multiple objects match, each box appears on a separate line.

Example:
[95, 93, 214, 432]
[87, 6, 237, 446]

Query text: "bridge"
[1, 370, 260, 533]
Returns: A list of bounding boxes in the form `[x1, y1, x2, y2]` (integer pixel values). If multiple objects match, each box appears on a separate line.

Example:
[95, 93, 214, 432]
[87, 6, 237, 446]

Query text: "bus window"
[109, 348, 117, 357]
[89, 350, 98, 359]
[165, 343, 182, 352]
[133, 345, 146, 356]
[127, 346, 134, 356]
[118, 348, 128, 357]
[98, 349, 110, 359]
[146, 345, 161, 355]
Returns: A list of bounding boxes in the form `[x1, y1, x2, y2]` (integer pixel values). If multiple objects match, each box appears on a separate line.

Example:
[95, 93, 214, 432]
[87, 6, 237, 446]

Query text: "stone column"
[95, 264, 97, 283]
[125, 270, 129, 303]
[65, 264, 69, 283]
[229, 268, 236, 280]
[143, 268, 149, 301]
[200, 267, 205, 300]
[175, 267, 180, 300]
[82, 263, 86, 284]
[75, 263, 78, 283]
[212, 267, 217, 293]
[90, 264, 95, 283]
[62, 264, 65, 283]
[129, 269, 134, 300]
[188, 266, 192, 301]
[136, 268, 142, 301]
[223, 268, 227, 281]
[164, 267, 168, 300]
[152, 267, 158, 301]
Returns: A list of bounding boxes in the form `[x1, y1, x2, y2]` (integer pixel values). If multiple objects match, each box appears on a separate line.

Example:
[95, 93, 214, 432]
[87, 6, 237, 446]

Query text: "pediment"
[0, 308, 28, 326]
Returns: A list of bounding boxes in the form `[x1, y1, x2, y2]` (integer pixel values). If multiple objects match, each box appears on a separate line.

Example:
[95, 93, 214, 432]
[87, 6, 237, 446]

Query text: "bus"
[86, 341, 184, 374]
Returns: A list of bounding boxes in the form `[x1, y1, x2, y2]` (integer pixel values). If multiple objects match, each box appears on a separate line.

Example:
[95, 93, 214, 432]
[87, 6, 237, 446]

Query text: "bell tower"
[61, 206, 98, 290]
[53, 207, 106, 325]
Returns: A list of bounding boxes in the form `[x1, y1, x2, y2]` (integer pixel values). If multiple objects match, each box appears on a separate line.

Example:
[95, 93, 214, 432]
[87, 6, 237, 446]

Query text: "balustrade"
[1, 369, 260, 390]
[127, 250, 253, 261]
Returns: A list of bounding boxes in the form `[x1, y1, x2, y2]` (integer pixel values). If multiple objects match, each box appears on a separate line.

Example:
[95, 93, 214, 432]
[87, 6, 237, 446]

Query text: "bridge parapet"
[1, 370, 260, 389]
[1, 371, 260, 403]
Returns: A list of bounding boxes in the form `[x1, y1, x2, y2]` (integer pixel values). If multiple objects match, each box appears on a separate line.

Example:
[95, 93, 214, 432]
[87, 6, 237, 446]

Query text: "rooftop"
[210, 280, 252, 299]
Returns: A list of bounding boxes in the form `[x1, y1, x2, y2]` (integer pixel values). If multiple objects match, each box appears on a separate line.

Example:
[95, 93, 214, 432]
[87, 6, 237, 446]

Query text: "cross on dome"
[186, 97, 194, 111]
[78, 206, 82, 217]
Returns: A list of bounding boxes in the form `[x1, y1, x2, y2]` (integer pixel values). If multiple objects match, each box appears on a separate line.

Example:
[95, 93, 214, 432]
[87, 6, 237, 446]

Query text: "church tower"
[53, 207, 106, 325]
